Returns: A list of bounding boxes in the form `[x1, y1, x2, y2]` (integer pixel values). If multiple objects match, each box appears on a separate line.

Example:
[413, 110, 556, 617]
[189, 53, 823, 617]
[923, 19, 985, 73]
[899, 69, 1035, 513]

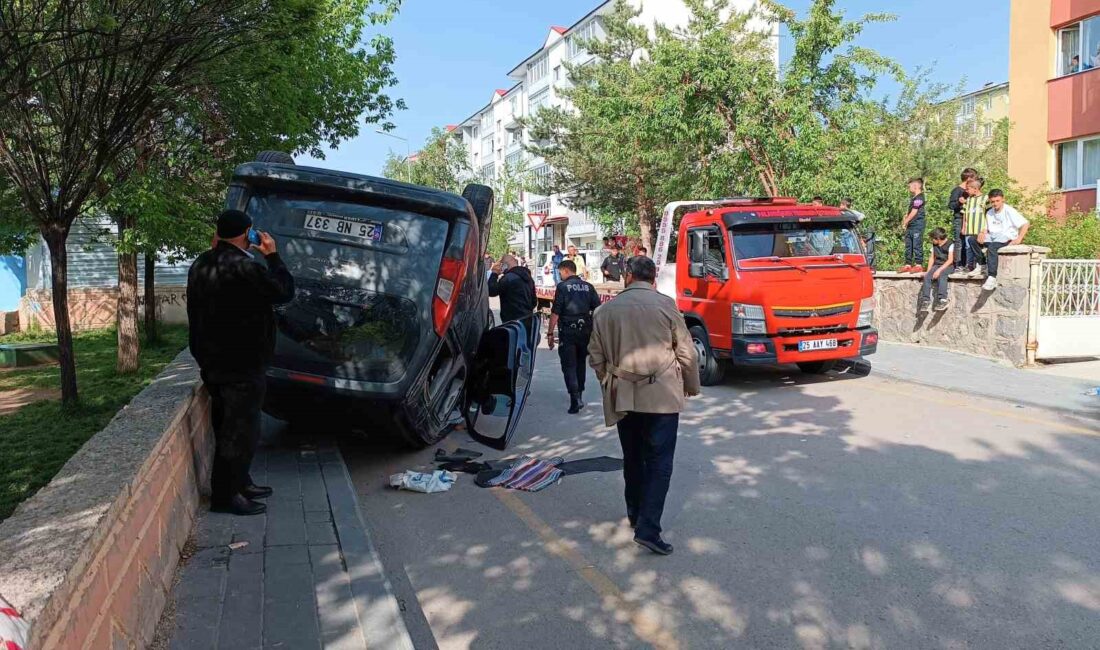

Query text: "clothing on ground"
[475, 455, 564, 492]
[488, 266, 536, 323]
[557, 456, 624, 476]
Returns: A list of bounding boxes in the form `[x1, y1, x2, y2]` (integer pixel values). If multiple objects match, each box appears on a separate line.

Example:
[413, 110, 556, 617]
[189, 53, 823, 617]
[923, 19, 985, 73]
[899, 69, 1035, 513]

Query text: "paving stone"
[263, 562, 321, 650]
[265, 497, 307, 547]
[304, 510, 332, 523]
[265, 543, 311, 568]
[170, 555, 226, 650]
[309, 544, 366, 650]
[217, 552, 263, 650]
[306, 520, 337, 546]
[300, 464, 329, 513]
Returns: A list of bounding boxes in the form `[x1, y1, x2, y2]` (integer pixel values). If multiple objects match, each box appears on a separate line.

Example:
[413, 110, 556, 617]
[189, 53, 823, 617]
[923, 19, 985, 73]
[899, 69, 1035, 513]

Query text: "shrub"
[1026, 210, 1100, 259]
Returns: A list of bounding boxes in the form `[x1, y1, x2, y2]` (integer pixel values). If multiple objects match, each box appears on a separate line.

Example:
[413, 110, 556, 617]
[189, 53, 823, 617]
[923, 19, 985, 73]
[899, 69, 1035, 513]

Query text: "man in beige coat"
[588, 256, 700, 555]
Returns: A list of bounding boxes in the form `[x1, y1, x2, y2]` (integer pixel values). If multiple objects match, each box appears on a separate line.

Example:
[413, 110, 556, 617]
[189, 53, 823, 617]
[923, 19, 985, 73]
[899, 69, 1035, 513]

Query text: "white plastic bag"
[389, 470, 456, 494]
[0, 594, 29, 650]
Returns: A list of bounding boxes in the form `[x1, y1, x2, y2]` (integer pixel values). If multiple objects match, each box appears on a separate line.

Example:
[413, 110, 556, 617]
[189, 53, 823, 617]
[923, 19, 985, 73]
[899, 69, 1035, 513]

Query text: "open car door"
[463, 314, 541, 450]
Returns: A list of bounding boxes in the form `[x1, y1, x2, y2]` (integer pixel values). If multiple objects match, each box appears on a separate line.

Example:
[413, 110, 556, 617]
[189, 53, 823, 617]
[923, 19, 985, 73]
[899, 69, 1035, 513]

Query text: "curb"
[860, 357, 1097, 421]
[321, 445, 416, 650]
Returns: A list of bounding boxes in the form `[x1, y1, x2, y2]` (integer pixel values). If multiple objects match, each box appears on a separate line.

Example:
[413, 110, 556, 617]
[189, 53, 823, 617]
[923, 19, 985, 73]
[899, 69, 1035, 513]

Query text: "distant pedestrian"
[601, 246, 625, 283]
[551, 245, 565, 284]
[900, 178, 926, 273]
[188, 210, 295, 516]
[949, 168, 979, 272]
[567, 245, 589, 281]
[548, 259, 601, 414]
[962, 178, 988, 277]
[980, 190, 1030, 291]
[839, 198, 865, 221]
[918, 227, 955, 312]
[488, 253, 536, 323]
[588, 256, 700, 555]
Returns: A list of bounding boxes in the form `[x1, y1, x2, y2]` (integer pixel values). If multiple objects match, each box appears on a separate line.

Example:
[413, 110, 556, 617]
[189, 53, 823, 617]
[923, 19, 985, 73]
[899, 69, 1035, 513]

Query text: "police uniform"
[551, 275, 602, 405]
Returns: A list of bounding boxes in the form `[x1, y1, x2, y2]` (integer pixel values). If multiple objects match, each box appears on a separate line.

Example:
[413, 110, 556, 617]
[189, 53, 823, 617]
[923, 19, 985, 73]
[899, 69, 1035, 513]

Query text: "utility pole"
[376, 130, 411, 182]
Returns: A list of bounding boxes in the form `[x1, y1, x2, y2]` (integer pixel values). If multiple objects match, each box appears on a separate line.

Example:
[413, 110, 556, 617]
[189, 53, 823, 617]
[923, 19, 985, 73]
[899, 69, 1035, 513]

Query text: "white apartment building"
[450, 0, 774, 262]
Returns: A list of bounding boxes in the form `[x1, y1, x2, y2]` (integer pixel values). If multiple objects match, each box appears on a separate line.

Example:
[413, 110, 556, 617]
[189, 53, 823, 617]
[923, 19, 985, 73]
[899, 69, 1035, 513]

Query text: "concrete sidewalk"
[870, 342, 1099, 418]
[154, 429, 413, 650]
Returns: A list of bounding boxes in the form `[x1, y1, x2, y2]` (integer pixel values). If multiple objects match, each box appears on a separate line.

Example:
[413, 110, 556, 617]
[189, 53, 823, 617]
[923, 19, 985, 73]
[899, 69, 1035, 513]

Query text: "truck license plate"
[799, 338, 838, 352]
[304, 211, 383, 242]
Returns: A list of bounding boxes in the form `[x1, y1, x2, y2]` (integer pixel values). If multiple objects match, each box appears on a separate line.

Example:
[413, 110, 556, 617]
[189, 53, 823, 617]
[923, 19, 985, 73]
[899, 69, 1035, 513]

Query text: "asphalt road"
[338, 345, 1100, 649]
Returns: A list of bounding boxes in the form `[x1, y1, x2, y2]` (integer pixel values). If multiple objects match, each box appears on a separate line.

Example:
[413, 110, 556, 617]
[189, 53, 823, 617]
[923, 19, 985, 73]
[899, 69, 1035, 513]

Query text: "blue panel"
[0, 256, 26, 311]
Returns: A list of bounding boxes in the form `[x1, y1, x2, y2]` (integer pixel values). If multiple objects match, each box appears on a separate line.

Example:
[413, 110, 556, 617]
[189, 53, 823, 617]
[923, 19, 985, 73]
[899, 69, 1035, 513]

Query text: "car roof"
[231, 162, 471, 220]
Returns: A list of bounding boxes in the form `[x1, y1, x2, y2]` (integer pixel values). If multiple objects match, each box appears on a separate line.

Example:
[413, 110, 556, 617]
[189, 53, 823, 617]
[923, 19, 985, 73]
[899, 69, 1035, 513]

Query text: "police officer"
[548, 259, 601, 414]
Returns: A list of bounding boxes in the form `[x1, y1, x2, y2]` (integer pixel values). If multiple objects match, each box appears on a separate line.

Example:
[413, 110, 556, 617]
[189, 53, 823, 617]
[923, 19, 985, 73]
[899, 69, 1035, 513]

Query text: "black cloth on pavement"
[434, 448, 483, 463]
[488, 266, 536, 323]
[187, 242, 295, 383]
[557, 456, 624, 476]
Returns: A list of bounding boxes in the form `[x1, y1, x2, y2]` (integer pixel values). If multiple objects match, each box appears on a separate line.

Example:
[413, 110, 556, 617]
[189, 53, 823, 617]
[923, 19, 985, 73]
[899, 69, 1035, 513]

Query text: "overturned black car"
[223, 152, 538, 449]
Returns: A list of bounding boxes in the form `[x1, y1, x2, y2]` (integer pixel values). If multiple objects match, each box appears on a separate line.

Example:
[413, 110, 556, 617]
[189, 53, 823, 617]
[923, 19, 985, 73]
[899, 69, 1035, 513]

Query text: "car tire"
[256, 150, 295, 165]
[392, 352, 467, 449]
[462, 184, 494, 251]
[690, 325, 725, 386]
[797, 360, 837, 374]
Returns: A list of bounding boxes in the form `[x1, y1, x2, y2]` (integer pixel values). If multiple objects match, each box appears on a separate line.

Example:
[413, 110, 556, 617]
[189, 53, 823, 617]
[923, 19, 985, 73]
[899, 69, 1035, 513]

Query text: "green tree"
[382, 127, 470, 192]
[487, 161, 530, 257]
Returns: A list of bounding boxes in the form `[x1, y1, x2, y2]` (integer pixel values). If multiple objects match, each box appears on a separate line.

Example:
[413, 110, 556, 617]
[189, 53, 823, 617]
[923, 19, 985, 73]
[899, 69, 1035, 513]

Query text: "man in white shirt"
[979, 189, 1030, 291]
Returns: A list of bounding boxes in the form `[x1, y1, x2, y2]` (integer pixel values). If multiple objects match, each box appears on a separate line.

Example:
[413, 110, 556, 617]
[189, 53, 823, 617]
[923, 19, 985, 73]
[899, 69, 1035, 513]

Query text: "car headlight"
[732, 303, 767, 335]
[857, 297, 875, 328]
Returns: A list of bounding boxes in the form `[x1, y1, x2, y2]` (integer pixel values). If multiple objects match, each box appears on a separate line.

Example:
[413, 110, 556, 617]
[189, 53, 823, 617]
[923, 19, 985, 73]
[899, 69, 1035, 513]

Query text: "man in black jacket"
[488, 253, 536, 324]
[188, 210, 295, 516]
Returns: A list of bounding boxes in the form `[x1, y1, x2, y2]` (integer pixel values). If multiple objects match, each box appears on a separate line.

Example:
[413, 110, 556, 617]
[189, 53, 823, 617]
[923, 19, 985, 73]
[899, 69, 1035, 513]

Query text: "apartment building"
[451, 0, 772, 261]
[1009, 0, 1100, 215]
[951, 81, 1009, 142]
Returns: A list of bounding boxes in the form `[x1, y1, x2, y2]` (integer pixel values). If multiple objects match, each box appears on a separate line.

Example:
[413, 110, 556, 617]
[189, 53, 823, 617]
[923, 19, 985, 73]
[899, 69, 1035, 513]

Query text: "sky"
[302, 0, 1010, 175]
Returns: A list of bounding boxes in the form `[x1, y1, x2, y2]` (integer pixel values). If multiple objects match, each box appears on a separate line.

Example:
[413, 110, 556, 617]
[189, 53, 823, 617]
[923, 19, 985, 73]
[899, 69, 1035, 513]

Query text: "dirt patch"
[0, 388, 60, 415]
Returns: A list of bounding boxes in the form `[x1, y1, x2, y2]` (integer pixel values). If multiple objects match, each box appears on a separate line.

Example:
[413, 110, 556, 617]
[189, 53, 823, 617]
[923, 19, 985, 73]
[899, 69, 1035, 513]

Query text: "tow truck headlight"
[732, 303, 767, 335]
[857, 297, 875, 328]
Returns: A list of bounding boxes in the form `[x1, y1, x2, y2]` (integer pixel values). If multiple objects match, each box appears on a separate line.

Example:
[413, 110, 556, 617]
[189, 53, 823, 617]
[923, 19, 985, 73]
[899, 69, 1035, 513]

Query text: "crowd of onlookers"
[896, 168, 1030, 312]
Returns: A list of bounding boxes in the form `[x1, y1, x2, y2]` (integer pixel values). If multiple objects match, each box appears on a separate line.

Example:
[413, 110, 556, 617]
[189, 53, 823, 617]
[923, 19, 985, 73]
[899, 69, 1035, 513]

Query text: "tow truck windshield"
[732, 223, 863, 265]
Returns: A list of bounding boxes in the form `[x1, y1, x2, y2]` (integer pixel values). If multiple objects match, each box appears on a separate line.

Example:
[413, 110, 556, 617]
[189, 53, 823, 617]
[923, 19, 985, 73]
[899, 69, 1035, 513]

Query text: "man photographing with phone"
[188, 210, 295, 516]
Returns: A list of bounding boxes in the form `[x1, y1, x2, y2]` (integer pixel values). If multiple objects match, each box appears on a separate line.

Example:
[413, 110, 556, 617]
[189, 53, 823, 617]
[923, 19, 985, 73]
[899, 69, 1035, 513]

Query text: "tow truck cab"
[671, 197, 878, 382]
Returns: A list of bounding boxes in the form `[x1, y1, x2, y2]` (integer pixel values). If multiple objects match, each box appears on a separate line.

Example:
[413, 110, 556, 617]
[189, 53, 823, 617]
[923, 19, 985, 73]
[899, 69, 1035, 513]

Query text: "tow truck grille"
[778, 325, 849, 337]
[773, 303, 854, 318]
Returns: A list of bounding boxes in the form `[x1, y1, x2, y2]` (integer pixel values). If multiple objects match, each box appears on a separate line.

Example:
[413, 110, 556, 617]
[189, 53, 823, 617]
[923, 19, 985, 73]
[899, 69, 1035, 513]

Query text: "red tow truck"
[656, 197, 878, 385]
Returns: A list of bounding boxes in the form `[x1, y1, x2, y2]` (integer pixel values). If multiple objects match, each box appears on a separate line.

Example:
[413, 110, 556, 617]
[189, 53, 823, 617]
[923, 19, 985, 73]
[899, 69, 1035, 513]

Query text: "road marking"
[492, 489, 680, 650]
[862, 380, 1098, 435]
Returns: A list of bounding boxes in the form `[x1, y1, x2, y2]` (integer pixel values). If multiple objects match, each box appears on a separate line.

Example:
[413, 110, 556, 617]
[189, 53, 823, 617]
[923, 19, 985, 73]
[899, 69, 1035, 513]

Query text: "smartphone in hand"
[248, 228, 262, 246]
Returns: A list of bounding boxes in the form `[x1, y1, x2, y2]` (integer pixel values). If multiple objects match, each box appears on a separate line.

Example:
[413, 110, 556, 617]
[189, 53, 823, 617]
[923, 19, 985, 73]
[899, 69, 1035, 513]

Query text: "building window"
[528, 54, 548, 85]
[983, 95, 992, 111]
[480, 111, 493, 133]
[510, 96, 518, 115]
[1057, 17, 1100, 76]
[530, 198, 550, 215]
[960, 98, 975, 117]
[568, 19, 600, 59]
[1056, 136, 1100, 189]
[505, 150, 523, 170]
[553, 66, 561, 81]
[983, 123, 993, 139]
[480, 162, 495, 181]
[481, 134, 493, 158]
[532, 164, 551, 193]
[529, 87, 550, 114]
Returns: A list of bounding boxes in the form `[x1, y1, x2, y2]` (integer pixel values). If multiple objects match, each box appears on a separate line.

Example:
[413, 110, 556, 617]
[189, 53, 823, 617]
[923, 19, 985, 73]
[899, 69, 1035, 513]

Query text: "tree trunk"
[144, 252, 158, 344]
[116, 214, 140, 373]
[44, 227, 79, 405]
[638, 204, 655, 253]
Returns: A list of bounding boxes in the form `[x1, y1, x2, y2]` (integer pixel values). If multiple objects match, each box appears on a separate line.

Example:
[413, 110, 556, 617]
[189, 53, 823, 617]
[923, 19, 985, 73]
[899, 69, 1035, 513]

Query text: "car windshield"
[732, 223, 862, 263]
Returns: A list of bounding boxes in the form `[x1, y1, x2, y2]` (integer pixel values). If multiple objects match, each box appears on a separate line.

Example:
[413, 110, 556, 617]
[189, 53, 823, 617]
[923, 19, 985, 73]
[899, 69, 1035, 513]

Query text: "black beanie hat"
[216, 210, 252, 238]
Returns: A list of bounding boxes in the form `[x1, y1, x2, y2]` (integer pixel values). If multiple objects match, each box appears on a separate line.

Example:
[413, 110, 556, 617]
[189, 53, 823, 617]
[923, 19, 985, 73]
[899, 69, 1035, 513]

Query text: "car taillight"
[433, 227, 471, 337]
[863, 332, 879, 346]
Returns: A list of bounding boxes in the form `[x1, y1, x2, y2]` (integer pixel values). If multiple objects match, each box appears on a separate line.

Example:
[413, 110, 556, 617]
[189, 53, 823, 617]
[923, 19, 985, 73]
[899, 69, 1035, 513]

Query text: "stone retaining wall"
[0, 352, 211, 649]
[19, 286, 188, 333]
[872, 246, 1048, 367]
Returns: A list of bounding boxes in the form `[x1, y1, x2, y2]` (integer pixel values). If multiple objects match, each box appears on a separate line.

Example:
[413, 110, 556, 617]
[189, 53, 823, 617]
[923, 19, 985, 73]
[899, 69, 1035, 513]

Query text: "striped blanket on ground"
[482, 455, 564, 492]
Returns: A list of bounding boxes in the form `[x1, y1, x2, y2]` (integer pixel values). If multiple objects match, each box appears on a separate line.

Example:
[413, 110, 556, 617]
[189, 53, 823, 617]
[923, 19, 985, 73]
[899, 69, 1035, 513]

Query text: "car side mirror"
[689, 262, 705, 278]
[690, 232, 706, 264]
[862, 231, 876, 268]
[718, 267, 729, 281]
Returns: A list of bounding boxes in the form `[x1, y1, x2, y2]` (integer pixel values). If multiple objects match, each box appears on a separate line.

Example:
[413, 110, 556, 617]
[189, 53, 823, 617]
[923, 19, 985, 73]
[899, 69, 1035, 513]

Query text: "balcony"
[1048, 67, 1100, 142]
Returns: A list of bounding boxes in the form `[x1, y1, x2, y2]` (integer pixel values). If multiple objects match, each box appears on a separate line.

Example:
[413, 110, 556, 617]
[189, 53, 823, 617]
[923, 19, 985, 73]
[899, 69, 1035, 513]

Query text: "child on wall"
[980, 190, 1030, 291]
[962, 178, 988, 277]
[918, 227, 955, 312]
[899, 178, 926, 273]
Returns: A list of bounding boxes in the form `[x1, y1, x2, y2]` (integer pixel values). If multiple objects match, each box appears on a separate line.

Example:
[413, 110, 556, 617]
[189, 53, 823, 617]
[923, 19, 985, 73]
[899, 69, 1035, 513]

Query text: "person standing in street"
[488, 253, 536, 323]
[600, 246, 625, 284]
[551, 245, 565, 285]
[548, 259, 601, 414]
[566, 245, 589, 281]
[188, 210, 295, 516]
[588, 256, 700, 555]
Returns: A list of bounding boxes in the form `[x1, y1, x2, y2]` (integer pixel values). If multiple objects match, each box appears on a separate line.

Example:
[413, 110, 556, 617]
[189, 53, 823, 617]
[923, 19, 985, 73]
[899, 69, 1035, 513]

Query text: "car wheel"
[690, 325, 725, 386]
[256, 150, 295, 165]
[462, 184, 494, 251]
[797, 360, 837, 374]
[393, 353, 466, 449]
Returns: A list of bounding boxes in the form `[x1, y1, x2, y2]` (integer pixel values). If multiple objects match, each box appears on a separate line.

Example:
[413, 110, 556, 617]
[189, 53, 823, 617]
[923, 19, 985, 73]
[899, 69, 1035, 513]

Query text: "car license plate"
[799, 338, 838, 352]
[304, 211, 383, 242]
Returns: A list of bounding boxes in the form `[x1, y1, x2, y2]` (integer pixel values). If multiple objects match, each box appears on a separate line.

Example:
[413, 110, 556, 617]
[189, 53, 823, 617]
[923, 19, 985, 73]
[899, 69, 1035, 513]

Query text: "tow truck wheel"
[689, 325, 725, 386]
[797, 360, 837, 375]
